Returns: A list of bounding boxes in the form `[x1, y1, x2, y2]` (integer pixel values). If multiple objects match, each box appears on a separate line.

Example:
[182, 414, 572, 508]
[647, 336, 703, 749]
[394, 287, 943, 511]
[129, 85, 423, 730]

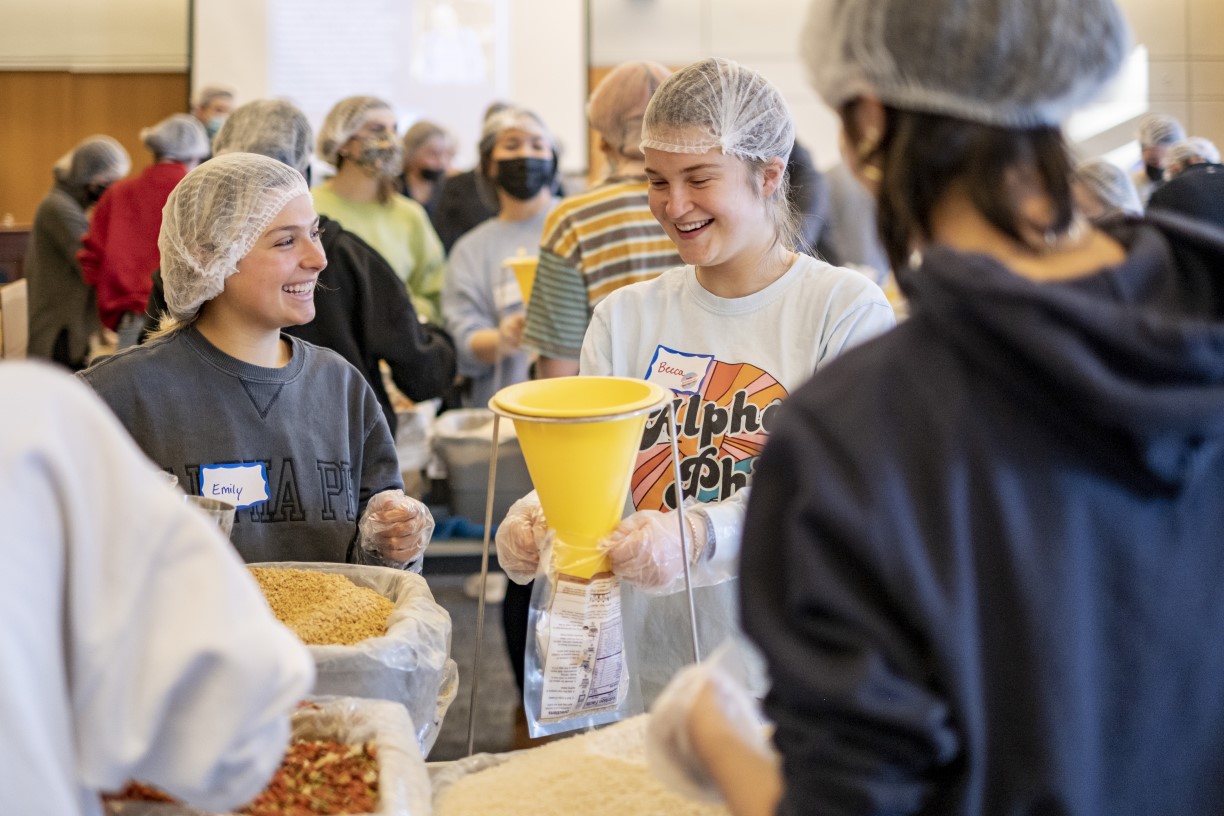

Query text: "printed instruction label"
[199, 462, 270, 509]
[539, 573, 626, 720]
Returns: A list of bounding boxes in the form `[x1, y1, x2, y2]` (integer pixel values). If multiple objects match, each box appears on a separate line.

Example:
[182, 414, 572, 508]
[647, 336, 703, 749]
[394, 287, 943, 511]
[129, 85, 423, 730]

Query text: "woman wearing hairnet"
[1072, 158, 1143, 221]
[313, 96, 446, 324]
[441, 106, 560, 409]
[78, 114, 210, 350]
[650, 0, 1224, 814]
[26, 135, 129, 370]
[397, 120, 456, 222]
[79, 153, 434, 568]
[498, 58, 894, 709]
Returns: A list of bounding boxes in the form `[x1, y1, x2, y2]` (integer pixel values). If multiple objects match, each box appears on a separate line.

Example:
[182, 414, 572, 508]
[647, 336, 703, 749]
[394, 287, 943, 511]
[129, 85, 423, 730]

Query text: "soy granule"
[250, 567, 393, 646]
[434, 715, 730, 816]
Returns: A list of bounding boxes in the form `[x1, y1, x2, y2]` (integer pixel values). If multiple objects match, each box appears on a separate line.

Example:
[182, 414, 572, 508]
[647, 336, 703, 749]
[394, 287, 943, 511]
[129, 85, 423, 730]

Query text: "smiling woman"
[77, 153, 437, 570]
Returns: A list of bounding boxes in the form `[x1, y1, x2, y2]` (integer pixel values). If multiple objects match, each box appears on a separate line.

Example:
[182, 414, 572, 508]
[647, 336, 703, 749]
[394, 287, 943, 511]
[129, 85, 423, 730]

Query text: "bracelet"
[684, 509, 716, 565]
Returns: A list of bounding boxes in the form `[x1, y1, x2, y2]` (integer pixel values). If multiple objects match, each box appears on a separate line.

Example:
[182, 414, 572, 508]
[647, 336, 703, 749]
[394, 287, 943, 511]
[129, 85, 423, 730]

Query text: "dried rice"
[250, 567, 393, 646]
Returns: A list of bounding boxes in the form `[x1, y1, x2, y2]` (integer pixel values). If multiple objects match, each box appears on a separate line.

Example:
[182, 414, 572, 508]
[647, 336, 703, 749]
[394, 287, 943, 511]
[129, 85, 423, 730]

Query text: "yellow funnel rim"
[491, 376, 669, 420]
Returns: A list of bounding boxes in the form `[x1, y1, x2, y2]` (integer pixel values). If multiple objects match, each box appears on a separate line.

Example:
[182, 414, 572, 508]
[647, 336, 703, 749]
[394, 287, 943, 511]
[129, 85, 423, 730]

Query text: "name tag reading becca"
[644, 345, 714, 395]
[200, 463, 269, 509]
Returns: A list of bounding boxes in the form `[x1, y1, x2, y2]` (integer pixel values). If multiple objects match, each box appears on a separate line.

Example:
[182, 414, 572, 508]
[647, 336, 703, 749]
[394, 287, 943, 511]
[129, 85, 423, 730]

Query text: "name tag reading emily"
[644, 345, 714, 395]
[200, 463, 270, 509]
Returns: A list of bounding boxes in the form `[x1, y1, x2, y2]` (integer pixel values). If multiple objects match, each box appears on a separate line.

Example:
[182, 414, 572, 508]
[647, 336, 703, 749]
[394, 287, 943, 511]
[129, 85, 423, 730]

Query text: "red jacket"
[79, 162, 188, 330]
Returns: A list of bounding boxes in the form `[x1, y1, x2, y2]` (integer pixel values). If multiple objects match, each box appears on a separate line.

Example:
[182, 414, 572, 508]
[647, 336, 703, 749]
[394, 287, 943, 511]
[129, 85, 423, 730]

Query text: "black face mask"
[496, 157, 553, 200]
[1145, 163, 1164, 182]
[85, 183, 110, 205]
[418, 166, 445, 182]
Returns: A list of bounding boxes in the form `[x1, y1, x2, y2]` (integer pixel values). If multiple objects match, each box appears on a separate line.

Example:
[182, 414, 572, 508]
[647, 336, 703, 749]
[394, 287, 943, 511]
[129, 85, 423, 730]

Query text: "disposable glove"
[357, 489, 434, 568]
[600, 504, 711, 593]
[494, 490, 548, 584]
[646, 644, 774, 802]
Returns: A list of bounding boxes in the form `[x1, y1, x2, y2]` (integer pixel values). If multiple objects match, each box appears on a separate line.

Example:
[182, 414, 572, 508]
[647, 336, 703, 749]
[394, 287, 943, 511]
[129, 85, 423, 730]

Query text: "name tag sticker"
[644, 345, 714, 395]
[200, 463, 269, 509]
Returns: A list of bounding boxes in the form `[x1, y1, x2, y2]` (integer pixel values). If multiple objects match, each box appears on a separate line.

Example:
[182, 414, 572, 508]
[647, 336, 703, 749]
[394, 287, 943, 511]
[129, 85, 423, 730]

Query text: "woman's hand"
[358, 489, 434, 567]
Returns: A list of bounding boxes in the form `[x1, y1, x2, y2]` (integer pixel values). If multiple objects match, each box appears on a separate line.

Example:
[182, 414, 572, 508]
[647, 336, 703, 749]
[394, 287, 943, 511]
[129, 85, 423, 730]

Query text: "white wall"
[0, 0, 187, 70]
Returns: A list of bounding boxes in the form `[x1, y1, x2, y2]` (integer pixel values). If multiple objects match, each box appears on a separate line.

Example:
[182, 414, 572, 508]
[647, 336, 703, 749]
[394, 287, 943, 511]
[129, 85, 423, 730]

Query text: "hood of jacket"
[902, 212, 1224, 493]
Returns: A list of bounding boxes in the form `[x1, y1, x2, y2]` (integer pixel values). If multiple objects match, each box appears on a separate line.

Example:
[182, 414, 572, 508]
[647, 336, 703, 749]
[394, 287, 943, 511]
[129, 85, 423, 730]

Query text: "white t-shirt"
[0, 363, 314, 816]
[580, 255, 894, 705]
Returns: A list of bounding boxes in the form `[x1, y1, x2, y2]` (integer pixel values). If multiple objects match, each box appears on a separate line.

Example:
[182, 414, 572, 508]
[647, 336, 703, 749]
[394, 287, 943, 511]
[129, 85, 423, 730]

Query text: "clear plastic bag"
[107, 697, 431, 816]
[253, 562, 459, 755]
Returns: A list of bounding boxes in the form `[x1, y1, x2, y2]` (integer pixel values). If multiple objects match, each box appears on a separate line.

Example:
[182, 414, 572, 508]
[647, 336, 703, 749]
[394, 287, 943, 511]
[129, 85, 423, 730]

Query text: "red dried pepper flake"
[102, 739, 380, 816]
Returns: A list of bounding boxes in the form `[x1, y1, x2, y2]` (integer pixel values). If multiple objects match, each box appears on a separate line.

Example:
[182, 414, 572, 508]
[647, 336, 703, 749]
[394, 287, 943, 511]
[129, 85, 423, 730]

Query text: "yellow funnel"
[491, 377, 668, 579]
[504, 253, 538, 305]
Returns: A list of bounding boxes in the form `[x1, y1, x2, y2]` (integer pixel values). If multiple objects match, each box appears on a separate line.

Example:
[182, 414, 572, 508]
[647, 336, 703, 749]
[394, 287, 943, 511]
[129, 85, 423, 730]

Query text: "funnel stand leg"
[666, 400, 702, 664]
[467, 414, 502, 757]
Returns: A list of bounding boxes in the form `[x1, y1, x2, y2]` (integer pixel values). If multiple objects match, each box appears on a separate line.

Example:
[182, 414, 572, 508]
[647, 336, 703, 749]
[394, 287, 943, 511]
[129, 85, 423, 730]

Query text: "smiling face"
[644, 142, 781, 276]
[210, 194, 327, 333]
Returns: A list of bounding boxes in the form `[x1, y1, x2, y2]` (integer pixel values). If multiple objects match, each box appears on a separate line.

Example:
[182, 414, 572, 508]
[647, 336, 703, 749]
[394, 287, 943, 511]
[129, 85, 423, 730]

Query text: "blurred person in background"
[1148, 136, 1224, 230]
[80, 153, 434, 569]
[190, 84, 235, 142]
[432, 101, 509, 253]
[141, 99, 457, 437]
[785, 138, 832, 256]
[313, 96, 446, 323]
[1161, 136, 1220, 180]
[2, 361, 313, 816]
[1073, 158, 1143, 222]
[79, 114, 209, 350]
[1131, 112, 1185, 204]
[397, 120, 457, 224]
[26, 136, 130, 370]
[651, 0, 1224, 813]
[522, 61, 683, 379]
[441, 106, 559, 409]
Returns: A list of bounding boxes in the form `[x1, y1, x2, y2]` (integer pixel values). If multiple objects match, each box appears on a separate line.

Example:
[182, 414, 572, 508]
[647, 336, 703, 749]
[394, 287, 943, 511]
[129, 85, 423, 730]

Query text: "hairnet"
[1167, 136, 1220, 167]
[141, 114, 211, 162]
[641, 58, 794, 163]
[1137, 113, 1185, 148]
[317, 95, 394, 167]
[57, 135, 130, 187]
[160, 153, 310, 322]
[402, 120, 456, 160]
[1074, 159, 1141, 215]
[801, 0, 1131, 128]
[193, 84, 234, 110]
[587, 61, 672, 157]
[478, 107, 555, 160]
[212, 99, 313, 176]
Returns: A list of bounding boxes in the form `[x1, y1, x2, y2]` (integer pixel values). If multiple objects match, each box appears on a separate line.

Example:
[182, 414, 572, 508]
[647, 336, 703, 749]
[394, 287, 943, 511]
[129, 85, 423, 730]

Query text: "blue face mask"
[205, 118, 224, 139]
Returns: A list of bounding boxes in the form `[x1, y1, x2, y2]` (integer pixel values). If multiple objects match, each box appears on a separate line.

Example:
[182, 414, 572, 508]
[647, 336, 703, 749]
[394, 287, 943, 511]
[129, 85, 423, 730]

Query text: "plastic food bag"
[107, 697, 431, 816]
[253, 562, 459, 755]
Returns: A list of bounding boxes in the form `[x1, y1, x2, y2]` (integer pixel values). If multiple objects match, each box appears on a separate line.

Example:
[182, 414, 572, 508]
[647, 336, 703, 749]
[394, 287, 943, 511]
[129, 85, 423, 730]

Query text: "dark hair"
[844, 104, 1076, 273]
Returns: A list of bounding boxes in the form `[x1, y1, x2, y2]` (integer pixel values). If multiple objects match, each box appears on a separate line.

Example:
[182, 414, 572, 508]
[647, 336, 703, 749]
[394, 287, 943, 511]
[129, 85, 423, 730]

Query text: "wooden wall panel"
[0, 71, 188, 224]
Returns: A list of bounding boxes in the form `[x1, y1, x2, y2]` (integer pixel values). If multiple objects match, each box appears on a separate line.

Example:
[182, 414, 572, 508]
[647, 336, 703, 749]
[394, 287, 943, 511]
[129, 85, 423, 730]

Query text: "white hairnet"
[1167, 137, 1220, 167]
[402, 120, 456, 159]
[193, 84, 234, 109]
[588, 61, 672, 157]
[479, 106, 555, 159]
[801, 0, 1131, 128]
[1137, 113, 1185, 148]
[641, 58, 793, 163]
[141, 113, 211, 162]
[213, 99, 314, 176]
[317, 95, 394, 167]
[1075, 159, 1142, 216]
[56, 135, 130, 187]
[159, 153, 310, 322]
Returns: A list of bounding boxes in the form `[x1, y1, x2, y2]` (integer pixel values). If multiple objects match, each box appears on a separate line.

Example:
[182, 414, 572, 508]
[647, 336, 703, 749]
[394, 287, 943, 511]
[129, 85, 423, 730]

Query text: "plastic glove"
[600, 504, 710, 593]
[358, 489, 434, 568]
[495, 490, 549, 584]
[498, 312, 526, 350]
[646, 644, 774, 803]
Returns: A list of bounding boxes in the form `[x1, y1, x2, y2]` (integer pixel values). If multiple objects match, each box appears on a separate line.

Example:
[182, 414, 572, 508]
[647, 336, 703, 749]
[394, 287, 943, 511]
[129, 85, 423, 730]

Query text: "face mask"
[205, 118, 225, 139]
[85, 183, 110, 205]
[1145, 163, 1164, 182]
[496, 156, 553, 200]
[418, 166, 446, 182]
[349, 137, 403, 178]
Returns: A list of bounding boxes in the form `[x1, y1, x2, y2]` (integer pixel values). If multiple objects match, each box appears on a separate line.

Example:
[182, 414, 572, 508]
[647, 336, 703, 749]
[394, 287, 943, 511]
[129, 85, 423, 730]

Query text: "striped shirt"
[523, 175, 681, 361]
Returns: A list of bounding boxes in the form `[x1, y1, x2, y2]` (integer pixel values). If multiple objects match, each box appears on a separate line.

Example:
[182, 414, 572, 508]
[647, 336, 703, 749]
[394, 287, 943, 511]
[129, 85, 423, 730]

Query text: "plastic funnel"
[504, 254, 538, 305]
[491, 377, 668, 579]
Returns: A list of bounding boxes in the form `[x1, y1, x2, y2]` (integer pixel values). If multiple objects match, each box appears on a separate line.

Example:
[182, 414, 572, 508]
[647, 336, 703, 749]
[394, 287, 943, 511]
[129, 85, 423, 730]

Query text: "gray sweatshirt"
[79, 327, 402, 563]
